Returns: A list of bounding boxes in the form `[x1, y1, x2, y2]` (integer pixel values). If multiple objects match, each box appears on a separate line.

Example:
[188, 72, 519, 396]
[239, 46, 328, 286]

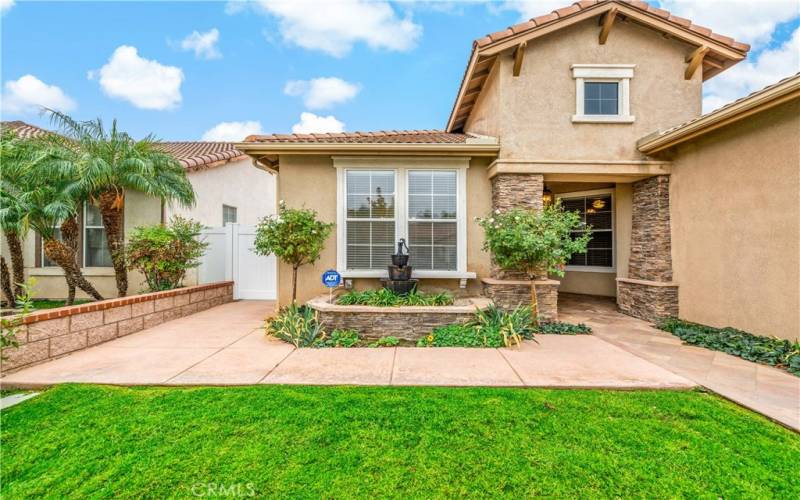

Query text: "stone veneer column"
[482, 172, 559, 321]
[617, 175, 679, 322]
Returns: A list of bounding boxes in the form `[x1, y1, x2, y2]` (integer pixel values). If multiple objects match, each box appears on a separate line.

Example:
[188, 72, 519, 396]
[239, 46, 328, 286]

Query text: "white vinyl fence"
[198, 224, 276, 300]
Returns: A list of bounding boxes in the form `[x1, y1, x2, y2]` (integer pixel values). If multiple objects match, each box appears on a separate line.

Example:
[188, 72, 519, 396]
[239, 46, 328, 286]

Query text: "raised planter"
[0, 281, 234, 374]
[308, 295, 492, 343]
[481, 277, 559, 322]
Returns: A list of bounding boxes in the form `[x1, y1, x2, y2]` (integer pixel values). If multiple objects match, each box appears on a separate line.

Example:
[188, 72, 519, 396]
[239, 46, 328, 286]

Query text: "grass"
[2, 385, 798, 498]
[30, 299, 91, 310]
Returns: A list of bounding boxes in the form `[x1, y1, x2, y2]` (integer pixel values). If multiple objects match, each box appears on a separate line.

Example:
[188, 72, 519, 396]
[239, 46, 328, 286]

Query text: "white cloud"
[1, 74, 76, 115]
[660, 0, 799, 47]
[702, 26, 800, 112]
[180, 28, 222, 59]
[202, 120, 264, 141]
[89, 46, 184, 110]
[1, 0, 14, 14]
[291, 112, 345, 134]
[498, 1, 571, 20]
[283, 77, 361, 109]
[252, 0, 422, 57]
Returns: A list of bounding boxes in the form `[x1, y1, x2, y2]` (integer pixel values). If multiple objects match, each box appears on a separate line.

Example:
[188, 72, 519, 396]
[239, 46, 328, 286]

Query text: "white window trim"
[556, 188, 616, 274]
[334, 156, 475, 280]
[571, 64, 635, 123]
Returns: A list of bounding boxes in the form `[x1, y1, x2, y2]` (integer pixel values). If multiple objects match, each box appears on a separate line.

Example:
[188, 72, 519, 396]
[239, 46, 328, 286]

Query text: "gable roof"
[1, 121, 244, 172]
[638, 73, 800, 154]
[243, 129, 475, 145]
[447, 0, 750, 132]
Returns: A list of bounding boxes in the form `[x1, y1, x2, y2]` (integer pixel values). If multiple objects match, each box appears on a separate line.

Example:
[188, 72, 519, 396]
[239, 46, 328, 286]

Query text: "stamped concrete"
[560, 293, 800, 431]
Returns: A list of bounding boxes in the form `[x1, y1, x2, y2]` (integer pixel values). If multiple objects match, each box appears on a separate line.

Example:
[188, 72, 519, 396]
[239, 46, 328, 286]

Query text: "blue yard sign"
[322, 270, 342, 288]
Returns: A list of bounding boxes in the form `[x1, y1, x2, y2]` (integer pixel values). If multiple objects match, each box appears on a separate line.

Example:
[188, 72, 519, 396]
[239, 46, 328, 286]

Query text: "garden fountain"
[383, 238, 417, 295]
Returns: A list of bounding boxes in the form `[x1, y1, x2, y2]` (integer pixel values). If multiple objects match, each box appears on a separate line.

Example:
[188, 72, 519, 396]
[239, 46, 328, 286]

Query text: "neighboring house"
[0, 121, 276, 299]
[236, 0, 799, 342]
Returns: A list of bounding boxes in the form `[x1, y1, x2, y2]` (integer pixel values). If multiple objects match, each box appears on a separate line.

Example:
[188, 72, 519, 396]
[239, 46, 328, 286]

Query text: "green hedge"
[657, 318, 799, 376]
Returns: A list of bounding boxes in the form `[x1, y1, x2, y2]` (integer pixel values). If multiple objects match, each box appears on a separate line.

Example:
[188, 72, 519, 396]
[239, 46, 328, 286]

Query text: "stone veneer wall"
[309, 296, 491, 343]
[617, 175, 679, 322]
[490, 173, 545, 280]
[1, 281, 234, 373]
[481, 278, 559, 322]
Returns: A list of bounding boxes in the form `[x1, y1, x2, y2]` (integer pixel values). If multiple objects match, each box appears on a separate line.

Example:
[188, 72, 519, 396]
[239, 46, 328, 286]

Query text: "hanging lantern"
[592, 198, 606, 210]
[542, 186, 553, 206]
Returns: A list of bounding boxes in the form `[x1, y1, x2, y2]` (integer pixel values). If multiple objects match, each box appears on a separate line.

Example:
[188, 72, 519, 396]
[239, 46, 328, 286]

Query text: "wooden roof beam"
[599, 7, 618, 45]
[512, 41, 527, 77]
[685, 46, 709, 80]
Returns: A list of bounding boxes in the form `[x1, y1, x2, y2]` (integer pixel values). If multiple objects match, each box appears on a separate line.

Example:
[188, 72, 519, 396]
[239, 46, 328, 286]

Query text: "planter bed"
[307, 295, 492, 343]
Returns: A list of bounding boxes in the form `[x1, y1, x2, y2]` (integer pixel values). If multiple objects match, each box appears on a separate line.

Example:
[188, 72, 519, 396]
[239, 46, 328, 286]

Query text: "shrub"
[657, 318, 799, 376]
[418, 306, 536, 348]
[126, 217, 208, 292]
[254, 202, 333, 303]
[314, 329, 360, 348]
[266, 304, 324, 348]
[535, 322, 592, 335]
[336, 288, 454, 307]
[368, 336, 400, 348]
[0, 278, 36, 360]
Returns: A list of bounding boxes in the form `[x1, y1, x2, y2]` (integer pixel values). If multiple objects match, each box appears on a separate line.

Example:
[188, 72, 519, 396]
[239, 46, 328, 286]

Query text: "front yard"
[2, 384, 798, 497]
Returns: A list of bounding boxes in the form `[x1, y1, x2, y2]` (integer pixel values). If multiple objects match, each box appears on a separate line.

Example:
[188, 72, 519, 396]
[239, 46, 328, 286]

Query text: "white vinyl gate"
[198, 224, 276, 300]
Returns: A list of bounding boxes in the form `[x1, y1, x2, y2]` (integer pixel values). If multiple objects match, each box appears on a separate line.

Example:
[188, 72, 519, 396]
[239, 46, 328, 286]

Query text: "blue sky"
[2, 1, 798, 141]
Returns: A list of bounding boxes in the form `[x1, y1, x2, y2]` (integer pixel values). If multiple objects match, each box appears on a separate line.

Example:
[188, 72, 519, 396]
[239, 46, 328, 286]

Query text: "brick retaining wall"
[0, 281, 234, 373]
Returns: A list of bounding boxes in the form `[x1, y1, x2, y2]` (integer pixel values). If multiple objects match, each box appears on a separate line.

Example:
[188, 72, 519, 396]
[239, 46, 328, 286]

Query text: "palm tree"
[44, 111, 196, 297]
[0, 129, 29, 304]
[0, 133, 104, 300]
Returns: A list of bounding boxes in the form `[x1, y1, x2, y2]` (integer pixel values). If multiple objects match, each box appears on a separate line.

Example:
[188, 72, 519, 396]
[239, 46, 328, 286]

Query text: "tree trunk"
[529, 278, 540, 327]
[291, 265, 299, 304]
[43, 239, 104, 301]
[98, 189, 128, 297]
[60, 216, 80, 306]
[5, 231, 25, 299]
[1, 256, 15, 307]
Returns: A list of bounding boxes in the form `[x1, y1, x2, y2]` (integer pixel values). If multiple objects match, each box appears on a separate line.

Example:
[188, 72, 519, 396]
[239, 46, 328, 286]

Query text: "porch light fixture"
[542, 186, 553, 206]
[592, 198, 606, 210]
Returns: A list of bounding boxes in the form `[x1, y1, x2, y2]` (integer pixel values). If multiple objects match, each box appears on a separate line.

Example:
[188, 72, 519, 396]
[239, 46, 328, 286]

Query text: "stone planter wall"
[308, 296, 492, 343]
[481, 278, 559, 322]
[616, 278, 678, 323]
[1, 281, 234, 374]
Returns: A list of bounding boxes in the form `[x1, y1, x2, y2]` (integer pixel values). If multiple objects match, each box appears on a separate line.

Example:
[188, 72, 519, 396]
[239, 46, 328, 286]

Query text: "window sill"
[572, 115, 635, 124]
[340, 270, 477, 280]
[564, 266, 616, 274]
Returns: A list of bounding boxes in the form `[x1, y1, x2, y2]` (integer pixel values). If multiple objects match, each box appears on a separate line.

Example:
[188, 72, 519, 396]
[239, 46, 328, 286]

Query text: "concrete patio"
[2, 296, 797, 431]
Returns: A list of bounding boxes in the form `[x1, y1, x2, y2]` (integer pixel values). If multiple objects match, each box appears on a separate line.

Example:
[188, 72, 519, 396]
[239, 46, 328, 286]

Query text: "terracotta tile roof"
[243, 129, 472, 144]
[158, 142, 246, 170]
[475, 0, 749, 53]
[638, 72, 800, 153]
[1, 120, 50, 138]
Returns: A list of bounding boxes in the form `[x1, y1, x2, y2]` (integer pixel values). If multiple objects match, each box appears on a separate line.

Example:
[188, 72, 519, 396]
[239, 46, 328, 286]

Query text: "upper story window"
[334, 157, 471, 279]
[571, 64, 635, 123]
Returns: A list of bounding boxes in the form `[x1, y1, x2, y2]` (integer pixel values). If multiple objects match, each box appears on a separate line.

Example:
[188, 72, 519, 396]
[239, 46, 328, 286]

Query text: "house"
[235, 0, 799, 342]
[0, 121, 276, 299]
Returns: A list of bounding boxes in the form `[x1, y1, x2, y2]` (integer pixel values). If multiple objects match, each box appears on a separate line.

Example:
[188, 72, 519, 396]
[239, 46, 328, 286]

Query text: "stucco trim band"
[487, 159, 671, 179]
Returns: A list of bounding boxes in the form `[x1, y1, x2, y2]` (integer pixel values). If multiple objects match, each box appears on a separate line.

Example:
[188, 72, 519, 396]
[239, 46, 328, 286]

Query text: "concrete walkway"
[560, 293, 800, 431]
[1, 300, 691, 390]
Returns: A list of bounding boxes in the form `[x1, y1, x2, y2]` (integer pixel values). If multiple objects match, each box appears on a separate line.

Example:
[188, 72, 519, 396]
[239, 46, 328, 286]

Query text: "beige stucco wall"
[669, 99, 800, 341]
[465, 18, 702, 160]
[165, 158, 277, 227]
[0, 189, 161, 300]
[275, 155, 494, 306]
[556, 183, 632, 297]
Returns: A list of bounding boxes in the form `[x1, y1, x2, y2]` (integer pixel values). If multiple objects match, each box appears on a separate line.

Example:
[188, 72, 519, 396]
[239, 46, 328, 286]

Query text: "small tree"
[254, 202, 333, 303]
[126, 217, 208, 292]
[478, 202, 591, 324]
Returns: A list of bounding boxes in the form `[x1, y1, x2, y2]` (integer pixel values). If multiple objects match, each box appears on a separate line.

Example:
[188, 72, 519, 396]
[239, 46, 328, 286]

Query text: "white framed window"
[222, 204, 238, 226]
[571, 64, 635, 123]
[557, 189, 615, 273]
[84, 203, 112, 267]
[334, 157, 473, 279]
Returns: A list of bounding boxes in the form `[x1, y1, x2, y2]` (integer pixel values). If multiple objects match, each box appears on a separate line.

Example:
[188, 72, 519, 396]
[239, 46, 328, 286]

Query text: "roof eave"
[234, 142, 501, 157]
[638, 75, 800, 154]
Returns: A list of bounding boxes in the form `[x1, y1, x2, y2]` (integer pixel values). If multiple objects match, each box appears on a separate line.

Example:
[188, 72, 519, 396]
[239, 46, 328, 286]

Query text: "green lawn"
[30, 299, 91, 310]
[1, 385, 798, 498]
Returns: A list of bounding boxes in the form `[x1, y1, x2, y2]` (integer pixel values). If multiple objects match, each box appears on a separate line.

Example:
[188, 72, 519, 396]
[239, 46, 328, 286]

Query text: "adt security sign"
[321, 270, 341, 288]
